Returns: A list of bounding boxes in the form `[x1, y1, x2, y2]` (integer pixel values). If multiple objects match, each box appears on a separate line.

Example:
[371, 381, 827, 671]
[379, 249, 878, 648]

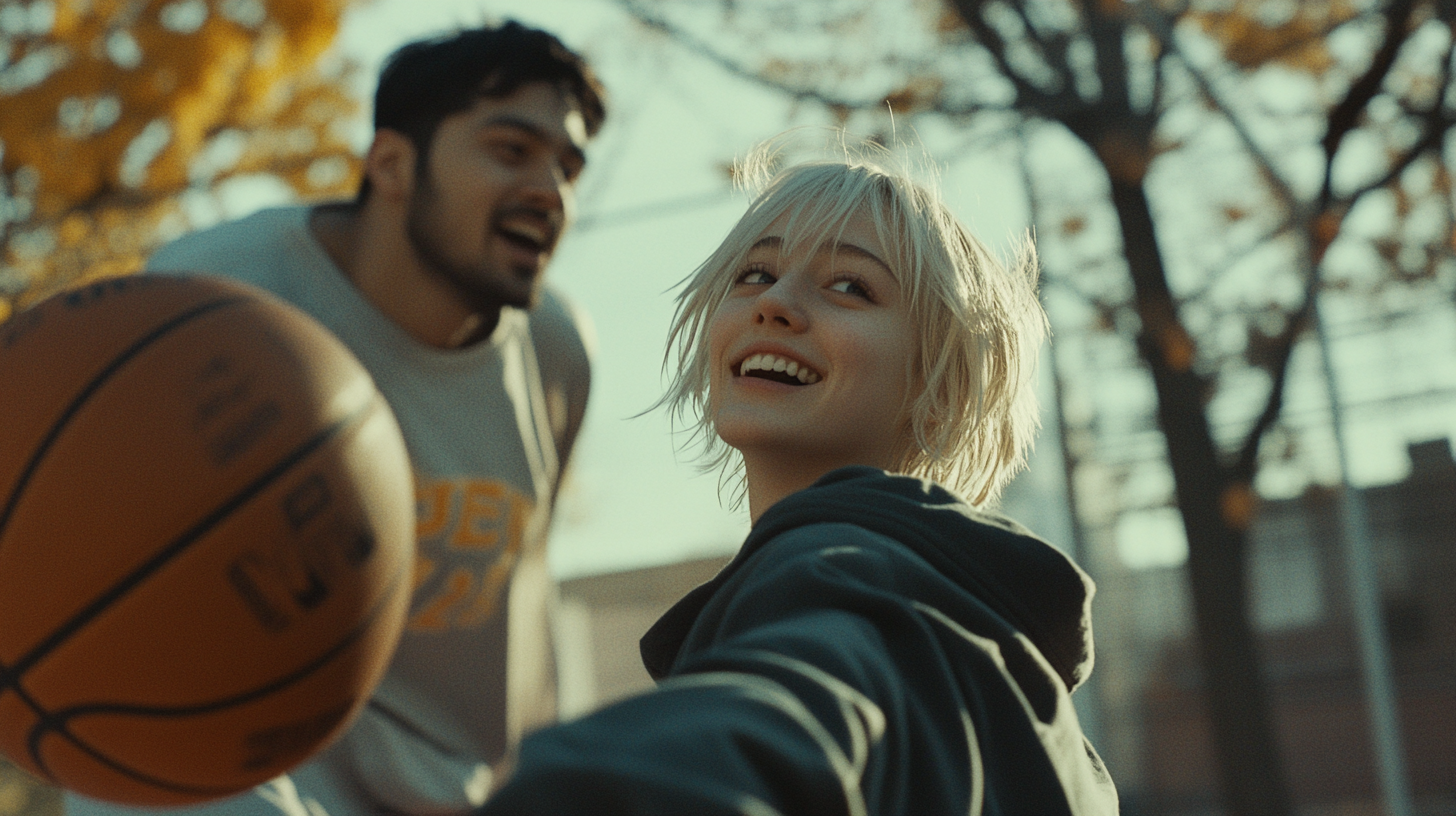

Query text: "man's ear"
[363, 130, 416, 202]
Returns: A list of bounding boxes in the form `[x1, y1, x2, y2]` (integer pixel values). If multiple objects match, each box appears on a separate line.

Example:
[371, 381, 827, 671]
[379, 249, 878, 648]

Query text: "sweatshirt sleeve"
[478, 522, 1104, 816]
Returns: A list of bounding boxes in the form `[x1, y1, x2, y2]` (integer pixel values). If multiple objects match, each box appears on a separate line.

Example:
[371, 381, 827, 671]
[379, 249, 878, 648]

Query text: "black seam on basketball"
[8, 393, 382, 794]
[8, 396, 378, 690]
[19, 393, 385, 787]
[0, 295, 249, 547]
[0, 295, 250, 727]
[27, 563, 409, 796]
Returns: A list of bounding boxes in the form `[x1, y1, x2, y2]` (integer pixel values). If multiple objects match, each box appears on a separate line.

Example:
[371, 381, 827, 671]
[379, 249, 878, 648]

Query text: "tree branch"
[1231, 275, 1318, 482]
[1133, 3, 1346, 478]
[1136, 4, 1303, 208]
[946, 0, 1066, 115]
[615, 0, 969, 115]
[1177, 214, 1298, 304]
[1083, 0, 1134, 113]
[1321, 0, 1419, 201]
[1228, 20, 1450, 479]
[1342, 34, 1456, 202]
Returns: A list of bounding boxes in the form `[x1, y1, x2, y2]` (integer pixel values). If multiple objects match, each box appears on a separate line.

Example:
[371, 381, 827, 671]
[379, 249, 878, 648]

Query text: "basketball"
[0, 274, 415, 806]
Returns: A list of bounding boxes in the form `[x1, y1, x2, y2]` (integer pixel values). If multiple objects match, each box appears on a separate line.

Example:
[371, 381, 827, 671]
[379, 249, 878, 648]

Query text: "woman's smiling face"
[708, 207, 917, 477]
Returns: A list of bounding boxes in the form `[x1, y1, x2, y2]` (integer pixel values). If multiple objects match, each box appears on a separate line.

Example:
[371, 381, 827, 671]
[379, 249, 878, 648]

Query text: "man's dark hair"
[357, 21, 608, 202]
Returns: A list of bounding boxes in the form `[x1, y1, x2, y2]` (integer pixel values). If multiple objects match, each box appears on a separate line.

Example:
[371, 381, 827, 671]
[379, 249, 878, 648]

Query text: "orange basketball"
[0, 274, 415, 806]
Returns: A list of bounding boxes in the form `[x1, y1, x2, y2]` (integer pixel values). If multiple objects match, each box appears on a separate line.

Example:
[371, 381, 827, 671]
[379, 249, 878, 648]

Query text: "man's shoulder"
[525, 287, 595, 372]
[148, 206, 328, 299]
[148, 206, 312, 276]
[529, 288, 592, 340]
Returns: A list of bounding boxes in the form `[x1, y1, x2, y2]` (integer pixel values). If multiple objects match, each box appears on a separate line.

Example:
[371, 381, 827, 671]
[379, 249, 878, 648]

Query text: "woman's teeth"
[739, 353, 821, 384]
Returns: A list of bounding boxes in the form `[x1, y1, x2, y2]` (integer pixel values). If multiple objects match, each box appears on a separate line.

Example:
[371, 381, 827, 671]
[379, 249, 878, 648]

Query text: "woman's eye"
[829, 277, 872, 299]
[737, 268, 775, 285]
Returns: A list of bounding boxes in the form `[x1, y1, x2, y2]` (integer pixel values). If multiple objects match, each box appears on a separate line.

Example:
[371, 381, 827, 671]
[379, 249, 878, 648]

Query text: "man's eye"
[490, 140, 530, 161]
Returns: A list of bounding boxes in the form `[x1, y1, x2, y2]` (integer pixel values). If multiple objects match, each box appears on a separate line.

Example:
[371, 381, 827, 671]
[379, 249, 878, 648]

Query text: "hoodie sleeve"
[478, 522, 1114, 816]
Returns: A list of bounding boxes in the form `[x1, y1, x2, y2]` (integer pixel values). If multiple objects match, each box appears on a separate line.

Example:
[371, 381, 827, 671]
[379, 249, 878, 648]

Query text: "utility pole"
[1312, 294, 1413, 816]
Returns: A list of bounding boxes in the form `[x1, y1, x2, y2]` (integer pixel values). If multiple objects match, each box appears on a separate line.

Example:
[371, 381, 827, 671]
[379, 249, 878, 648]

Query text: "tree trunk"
[1104, 173, 1294, 816]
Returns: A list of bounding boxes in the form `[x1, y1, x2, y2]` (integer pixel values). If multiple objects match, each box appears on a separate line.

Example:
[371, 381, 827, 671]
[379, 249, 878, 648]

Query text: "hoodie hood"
[643, 466, 1097, 692]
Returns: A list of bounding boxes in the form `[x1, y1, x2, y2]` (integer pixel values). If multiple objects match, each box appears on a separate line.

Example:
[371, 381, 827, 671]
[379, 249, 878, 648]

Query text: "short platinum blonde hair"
[659, 135, 1048, 506]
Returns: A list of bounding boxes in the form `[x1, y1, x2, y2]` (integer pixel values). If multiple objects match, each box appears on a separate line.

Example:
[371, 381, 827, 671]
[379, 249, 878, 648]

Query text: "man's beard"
[405, 179, 542, 313]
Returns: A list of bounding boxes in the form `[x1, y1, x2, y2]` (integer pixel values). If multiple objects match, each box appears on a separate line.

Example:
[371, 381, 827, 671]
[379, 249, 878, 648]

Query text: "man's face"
[405, 81, 589, 311]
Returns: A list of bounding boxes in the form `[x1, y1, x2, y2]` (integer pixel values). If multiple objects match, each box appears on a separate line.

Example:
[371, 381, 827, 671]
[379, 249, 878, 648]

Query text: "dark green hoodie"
[481, 467, 1119, 815]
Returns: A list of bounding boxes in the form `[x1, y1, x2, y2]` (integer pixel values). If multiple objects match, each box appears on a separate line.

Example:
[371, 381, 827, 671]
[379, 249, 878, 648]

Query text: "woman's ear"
[362, 129, 416, 203]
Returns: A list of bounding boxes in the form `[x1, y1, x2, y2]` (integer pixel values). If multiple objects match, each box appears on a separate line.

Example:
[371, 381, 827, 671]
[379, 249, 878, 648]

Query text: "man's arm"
[526, 288, 593, 497]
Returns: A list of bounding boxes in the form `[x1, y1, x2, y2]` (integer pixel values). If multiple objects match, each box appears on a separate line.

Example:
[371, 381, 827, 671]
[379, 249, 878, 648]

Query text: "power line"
[574, 188, 738, 232]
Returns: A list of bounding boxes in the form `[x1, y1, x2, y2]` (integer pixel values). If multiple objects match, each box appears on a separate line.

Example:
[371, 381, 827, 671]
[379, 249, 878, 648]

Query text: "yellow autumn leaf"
[1190, 1, 1355, 73]
[2, 0, 364, 307]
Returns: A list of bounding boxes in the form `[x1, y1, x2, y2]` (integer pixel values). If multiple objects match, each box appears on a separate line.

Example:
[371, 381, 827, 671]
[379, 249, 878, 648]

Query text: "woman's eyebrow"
[748, 235, 895, 279]
[829, 242, 893, 275]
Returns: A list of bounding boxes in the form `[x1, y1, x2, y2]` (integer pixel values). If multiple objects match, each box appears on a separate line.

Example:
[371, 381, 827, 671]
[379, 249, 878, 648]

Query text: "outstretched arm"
[481, 524, 1111, 815]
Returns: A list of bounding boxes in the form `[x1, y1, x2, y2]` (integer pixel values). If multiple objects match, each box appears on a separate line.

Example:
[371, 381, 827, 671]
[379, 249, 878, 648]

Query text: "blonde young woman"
[481, 140, 1119, 815]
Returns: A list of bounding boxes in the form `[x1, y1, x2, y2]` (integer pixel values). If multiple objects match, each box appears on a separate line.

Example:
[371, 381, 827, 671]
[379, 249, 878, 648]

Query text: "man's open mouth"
[496, 210, 556, 254]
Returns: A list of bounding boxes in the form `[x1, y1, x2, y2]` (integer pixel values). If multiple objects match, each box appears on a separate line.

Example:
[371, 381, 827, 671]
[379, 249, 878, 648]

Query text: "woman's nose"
[754, 279, 806, 330]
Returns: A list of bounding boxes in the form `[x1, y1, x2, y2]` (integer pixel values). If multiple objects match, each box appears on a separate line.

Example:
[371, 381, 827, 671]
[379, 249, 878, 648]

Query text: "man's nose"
[519, 158, 571, 216]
